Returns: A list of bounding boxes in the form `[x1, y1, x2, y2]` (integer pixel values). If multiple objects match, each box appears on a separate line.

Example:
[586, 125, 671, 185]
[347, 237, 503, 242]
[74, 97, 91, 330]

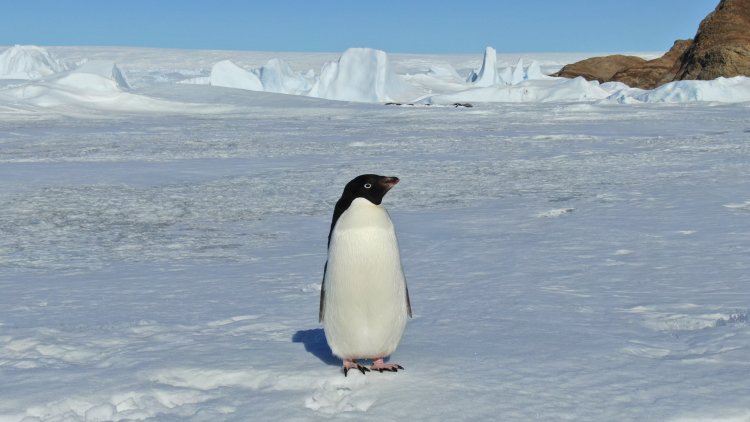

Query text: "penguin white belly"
[323, 198, 408, 359]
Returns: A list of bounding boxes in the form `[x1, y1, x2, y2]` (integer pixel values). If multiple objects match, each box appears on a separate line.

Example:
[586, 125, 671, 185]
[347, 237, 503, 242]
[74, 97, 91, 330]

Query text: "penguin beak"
[382, 176, 400, 191]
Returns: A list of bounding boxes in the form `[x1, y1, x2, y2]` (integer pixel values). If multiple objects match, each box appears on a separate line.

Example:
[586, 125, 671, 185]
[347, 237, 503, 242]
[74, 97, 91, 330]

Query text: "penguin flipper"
[319, 282, 325, 322]
[405, 283, 412, 318]
[319, 261, 327, 322]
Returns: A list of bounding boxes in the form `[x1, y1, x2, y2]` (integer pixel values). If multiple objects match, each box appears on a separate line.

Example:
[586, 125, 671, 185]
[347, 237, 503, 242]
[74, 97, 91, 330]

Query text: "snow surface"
[1, 45, 750, 421]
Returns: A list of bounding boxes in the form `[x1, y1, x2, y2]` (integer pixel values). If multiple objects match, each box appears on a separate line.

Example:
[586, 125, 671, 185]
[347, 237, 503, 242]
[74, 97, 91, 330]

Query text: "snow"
[5, 45, 746, 106]
[632, 76, 750, 103]
[425, 76, 612, 104]
[511, 57, 526, 84]
[209, 59, 263, 91]
[258, 58, 313, 95]
[467, 48, 551, 88]
[309, 47, 419, 103]
[526, 60, 545, 80]
[55, 60, 130, 92]
[0, 59, 208, 114]
[0, 45, 71, 80]
[599, 77, 750, 104]
[467, 46, 500, 87]
[1, 45, 750, 422]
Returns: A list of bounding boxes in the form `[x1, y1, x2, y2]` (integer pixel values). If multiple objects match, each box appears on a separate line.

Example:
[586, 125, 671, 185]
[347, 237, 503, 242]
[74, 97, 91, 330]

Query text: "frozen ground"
[1, 47, 750, 421]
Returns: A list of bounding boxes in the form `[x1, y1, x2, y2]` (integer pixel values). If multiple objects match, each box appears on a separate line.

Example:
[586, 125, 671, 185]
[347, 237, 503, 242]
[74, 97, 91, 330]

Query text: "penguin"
[320, 174, 412, 376]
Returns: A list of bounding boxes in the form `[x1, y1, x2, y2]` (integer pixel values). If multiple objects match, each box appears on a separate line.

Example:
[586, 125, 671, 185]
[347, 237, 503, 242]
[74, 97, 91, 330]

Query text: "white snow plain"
[0, 45, 749, 421]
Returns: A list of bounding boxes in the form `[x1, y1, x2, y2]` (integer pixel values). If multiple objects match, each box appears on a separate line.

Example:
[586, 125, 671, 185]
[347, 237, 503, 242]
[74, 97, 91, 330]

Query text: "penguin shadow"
[292, 328, 340, 366]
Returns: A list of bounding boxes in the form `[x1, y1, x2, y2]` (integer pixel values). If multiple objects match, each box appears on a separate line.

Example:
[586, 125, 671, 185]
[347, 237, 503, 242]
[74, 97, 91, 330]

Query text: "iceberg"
[308, 48, 417, 103]
[511, 58, 526, 85]
[467, 47, 499, 87]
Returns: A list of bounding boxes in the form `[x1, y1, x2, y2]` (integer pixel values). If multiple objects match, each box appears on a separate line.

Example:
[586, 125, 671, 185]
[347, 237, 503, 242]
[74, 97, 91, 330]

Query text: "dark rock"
[674, 0, 750, 81]
[553, 55, 646, 83]
[612, 39, 693, 89]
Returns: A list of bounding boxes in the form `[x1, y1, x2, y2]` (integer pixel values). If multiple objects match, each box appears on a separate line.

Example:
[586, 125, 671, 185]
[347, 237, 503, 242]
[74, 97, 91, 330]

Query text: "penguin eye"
[364, 183, 372, 189]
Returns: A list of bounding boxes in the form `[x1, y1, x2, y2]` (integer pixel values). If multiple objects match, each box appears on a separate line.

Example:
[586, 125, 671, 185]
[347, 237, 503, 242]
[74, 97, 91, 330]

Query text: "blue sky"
[1, 0, 718, 53]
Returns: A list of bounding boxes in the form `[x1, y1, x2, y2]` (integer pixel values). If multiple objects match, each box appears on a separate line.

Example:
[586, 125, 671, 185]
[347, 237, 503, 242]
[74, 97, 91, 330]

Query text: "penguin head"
[343, 174, 399, 205]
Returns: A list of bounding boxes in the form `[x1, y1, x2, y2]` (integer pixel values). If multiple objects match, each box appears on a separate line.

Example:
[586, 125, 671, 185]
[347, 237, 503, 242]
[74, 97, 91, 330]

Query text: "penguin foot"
[343, 359, 370, 376]
[370, 357, 404, 373]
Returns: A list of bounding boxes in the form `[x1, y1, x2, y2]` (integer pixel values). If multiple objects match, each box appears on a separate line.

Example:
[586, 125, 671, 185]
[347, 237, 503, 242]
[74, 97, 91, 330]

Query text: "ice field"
[1, 46, 749, 421]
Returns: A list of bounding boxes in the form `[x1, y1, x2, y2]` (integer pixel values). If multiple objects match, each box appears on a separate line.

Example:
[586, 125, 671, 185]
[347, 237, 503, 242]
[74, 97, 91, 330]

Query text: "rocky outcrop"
[612, 39, 693, 89]
[674, 0, 750, 80]
[553, 0, 750, 89]
[553, 55, 646, 83]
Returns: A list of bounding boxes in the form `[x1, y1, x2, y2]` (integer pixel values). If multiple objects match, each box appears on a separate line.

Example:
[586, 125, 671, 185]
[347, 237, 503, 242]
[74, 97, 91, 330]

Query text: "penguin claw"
[343, 364, 369, 376]
[344, 359, 403, 375]
[342, 360, 370, 376]
[371, 365, 401, 372]
[370, 359, 404, 373]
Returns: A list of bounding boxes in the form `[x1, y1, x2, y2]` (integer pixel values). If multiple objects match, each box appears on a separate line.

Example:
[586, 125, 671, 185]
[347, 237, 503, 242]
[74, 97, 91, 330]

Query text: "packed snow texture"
[1, 45, 750, 422]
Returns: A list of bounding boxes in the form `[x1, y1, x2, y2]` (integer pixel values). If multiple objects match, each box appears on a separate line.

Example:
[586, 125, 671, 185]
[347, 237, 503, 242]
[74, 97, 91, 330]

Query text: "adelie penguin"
[320, 174, 412, 376]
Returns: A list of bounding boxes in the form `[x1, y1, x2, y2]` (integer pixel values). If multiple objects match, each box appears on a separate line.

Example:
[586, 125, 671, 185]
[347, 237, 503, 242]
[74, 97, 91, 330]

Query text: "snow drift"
[0, 60, 131, 108]
[601, 76, 750, 104]
[0, 45, 71, 80]
[631, 76, 750, 103]
[0, 59, 199, 112]
[426, 76, 611, 104]
[54, 60, 131, 92]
